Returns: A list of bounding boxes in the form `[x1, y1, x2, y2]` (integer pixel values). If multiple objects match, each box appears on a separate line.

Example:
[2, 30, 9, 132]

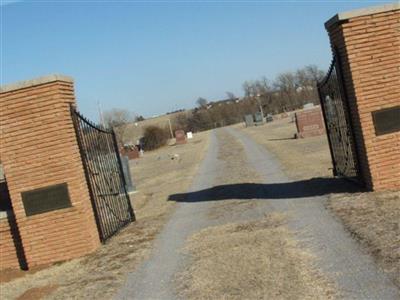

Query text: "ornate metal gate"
[71, 107, 135, 242]
[317, 54, 361, 182]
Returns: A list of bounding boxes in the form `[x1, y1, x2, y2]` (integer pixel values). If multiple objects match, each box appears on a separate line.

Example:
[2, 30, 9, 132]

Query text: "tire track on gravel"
[115, 131, 220, 300]
[227, 127, 399, 299]
[116, 127, 399, 299]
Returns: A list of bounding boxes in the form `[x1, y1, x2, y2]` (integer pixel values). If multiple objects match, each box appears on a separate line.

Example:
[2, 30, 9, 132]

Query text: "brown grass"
[177, 214, 335, 300]
[1, 131, 210, 300]
[235, 117, 332, 180]
[176, 129, 335, 299]
[119, 110, 189, 144]
[329, 191, 400, 287]
[207, 130, 262, 220]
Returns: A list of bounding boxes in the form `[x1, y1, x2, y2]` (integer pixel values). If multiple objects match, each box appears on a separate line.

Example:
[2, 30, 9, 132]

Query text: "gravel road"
[115, 128, 399, 300]
[227, 127, 399, 299]
[115, 131, 220, 300]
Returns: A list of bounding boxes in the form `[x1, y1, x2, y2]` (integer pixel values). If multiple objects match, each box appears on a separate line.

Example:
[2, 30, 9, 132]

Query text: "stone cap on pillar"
[325, 2, 400, 29]
[0, 74, 74, 93]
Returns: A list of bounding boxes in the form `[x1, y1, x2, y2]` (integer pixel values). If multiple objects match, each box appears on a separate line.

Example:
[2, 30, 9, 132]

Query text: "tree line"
[105, 64, 326, 146]
[173, 64, 325, 132]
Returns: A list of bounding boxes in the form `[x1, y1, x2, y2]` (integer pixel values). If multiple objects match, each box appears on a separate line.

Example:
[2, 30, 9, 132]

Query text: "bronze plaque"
[21, 183, 72, 216]
[372, 106, 400, 136]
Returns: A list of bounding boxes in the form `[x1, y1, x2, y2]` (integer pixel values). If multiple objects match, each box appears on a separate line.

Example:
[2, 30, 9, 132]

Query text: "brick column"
[0, 75, 100, 269]
[325, 3, 400, 191]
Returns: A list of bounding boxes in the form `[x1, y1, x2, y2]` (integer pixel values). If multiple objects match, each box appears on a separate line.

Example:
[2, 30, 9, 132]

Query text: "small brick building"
[324, 3, 400, 191]
[0, 75, 100, 270]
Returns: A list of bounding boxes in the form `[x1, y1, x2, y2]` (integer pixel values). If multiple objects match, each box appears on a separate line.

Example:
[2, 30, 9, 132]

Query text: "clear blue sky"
[1, 0, 389, 121]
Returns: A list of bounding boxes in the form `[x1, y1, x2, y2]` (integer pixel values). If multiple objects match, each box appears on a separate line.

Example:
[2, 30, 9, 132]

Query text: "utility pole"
[97, 101, 105, 128]
[167, 119, 174, 138]
[256, 94, 265, 119]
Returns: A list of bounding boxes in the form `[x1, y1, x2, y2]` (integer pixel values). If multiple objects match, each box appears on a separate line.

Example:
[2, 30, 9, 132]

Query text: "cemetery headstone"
[254, 112, 264, 125]
[121, 155, 136, 194]
[175, 129, 187, 144]
[120, 145, 140, 160]
[303, 103, 315, 110]
[244, 114, 254, 127]
[295, 107, 325, 138]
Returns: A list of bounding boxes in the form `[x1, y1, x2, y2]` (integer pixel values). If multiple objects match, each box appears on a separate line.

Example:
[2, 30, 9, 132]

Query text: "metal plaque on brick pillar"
[372, 106, 400, 136]
[21, 183, 72, 216]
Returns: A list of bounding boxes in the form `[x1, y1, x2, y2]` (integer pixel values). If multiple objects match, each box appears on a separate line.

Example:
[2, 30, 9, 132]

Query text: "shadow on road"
[168, 177, 362, 202]
[267, 137, 296, 141]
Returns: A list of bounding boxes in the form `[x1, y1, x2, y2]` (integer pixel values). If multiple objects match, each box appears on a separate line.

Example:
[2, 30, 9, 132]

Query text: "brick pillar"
[325, 3, 400, 191]
[0, 75, 100, 269]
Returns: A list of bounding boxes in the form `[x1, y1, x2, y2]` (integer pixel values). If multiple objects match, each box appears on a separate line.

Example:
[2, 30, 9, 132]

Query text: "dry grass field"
[329, 191, 400, 287]
[238, 117, 400, 288]
[2, 117, 398, 299]
[176, 130, 336, 299]
[119, 110, 190, 144]
[178, 216, 335, 300]
[235, 116, 332, 180]
[207, 130, 262, 220]
[0, 131, 210, 300]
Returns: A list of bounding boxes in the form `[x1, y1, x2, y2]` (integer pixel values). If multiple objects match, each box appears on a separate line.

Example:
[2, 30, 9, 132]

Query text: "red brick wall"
[326, 8, 400, 191]
[0, 76, 100, 270]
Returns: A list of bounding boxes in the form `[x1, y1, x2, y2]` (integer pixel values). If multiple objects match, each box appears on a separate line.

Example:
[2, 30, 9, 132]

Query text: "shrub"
[142, 125, 169, 150]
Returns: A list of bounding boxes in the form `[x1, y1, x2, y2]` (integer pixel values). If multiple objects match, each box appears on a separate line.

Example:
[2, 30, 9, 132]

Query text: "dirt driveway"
[3, 126, 397, 299]
[116, 128, 399, 299]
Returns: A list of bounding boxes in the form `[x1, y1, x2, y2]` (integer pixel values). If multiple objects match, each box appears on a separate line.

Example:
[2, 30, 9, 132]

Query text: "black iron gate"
[317, 54, 361, 183]
[71, 107, 135, 242]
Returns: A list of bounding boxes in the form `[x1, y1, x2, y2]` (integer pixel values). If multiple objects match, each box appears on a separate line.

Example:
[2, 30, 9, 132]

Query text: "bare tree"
[295, 68, 313, 102]
[254, 77, 274, 114]
[304, 65, 325, 83]
[135, 115, 145, 122]
[274, 72, 298, 110]
[226, 91, 237, 100]
[295, 65, 325, 104]
[173, 113, 190, 132]
[103, 108, 136, 128]
[242, 81, 252, 97]
[103, 108, 136, 145]
[196, 97, 208, 108]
